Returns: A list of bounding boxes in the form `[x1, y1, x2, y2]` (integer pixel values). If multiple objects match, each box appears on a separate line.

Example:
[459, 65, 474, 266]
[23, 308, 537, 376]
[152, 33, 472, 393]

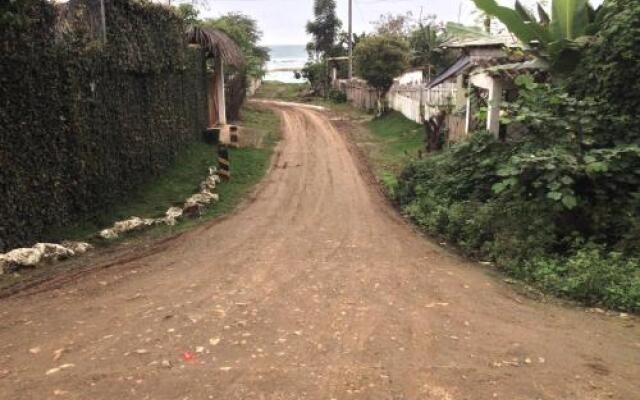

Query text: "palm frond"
[185, 26, 245, 67]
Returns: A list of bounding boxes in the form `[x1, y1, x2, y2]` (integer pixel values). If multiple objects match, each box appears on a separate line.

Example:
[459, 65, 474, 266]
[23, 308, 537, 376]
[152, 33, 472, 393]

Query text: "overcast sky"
[182, 0, 602, 45]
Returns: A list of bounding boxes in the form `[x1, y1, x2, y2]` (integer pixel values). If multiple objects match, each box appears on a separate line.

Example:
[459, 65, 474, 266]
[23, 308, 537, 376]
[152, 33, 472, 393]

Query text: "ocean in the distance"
[264, 45, 307, 83]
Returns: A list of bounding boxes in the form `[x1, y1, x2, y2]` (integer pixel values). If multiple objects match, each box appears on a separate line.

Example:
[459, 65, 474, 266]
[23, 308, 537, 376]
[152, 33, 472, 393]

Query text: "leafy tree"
[306, 0, 342, 58]
[373, 12, 414, 37]
[354, 35, 409, 113]
[408, 22, 451, 77]
[304, 0, 345, 95]
[470, 0, 601, 73]
[175, 3, 200, 26]
[202, 13, 269, 80]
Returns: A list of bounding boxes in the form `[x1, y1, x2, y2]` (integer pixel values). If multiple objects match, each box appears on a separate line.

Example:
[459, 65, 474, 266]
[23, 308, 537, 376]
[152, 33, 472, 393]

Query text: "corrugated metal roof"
[442, 35, 519, 49]
[472, 59, 548, 80]
[427, 56, 471, 89]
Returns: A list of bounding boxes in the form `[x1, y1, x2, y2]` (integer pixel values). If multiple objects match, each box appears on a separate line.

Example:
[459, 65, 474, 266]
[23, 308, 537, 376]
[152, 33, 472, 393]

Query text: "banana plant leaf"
[472, 0, 551, 46]
[538, 3, 551, 26]
[550, 0, 590, 40]
[445, 22, 491, 39]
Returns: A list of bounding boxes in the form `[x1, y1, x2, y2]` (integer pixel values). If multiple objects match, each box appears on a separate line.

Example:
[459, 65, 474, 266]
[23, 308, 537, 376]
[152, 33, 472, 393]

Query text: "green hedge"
[570, 0, 640, 131]
[0, 0, 208, 251]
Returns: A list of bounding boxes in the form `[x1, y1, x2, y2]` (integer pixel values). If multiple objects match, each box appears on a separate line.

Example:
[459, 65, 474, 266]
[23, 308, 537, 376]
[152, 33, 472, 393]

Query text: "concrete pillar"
[216, 57, 226, 125]
[464, 78, 472, 135]
[486, 78, 503, 137]
[455, 74, 466, 109]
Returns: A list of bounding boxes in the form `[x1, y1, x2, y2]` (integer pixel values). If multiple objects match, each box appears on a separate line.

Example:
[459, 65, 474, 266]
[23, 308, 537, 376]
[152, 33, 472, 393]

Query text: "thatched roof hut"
[185, 26, 245, 68]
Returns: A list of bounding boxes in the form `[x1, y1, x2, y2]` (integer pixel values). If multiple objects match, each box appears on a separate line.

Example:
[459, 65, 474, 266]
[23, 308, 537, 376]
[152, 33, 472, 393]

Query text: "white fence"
[247, 78, 262, 96]
[387, 82, 458, 124]
[337, 78, 378, 111]
[336, 77, 469, 142]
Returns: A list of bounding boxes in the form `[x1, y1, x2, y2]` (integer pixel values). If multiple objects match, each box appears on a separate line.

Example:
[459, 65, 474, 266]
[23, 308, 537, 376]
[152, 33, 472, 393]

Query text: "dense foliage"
[303, 0, 345, 95]
[395, 77, 640, 311]
[0, 0, 208, 251]
[569, 0, 640, 133]
[373, 12, 414, 37]
[408, 23, 452, 75]
[301, 61, 330, 95]
[372, 12, 452, 76]
[354, 35, 409, 104]
[306, 0, 342, 58]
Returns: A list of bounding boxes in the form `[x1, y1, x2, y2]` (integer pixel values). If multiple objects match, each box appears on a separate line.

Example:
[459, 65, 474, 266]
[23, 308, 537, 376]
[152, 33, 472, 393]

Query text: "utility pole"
[348, 0, 353, 80]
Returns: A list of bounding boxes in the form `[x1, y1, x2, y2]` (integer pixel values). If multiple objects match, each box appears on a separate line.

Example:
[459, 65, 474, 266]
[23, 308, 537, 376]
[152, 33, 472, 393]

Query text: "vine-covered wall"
[0, 0, 209, 251]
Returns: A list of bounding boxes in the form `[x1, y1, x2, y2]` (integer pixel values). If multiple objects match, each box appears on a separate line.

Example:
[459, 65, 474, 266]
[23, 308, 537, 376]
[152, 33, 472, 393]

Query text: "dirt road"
[1, 103, 638, 399]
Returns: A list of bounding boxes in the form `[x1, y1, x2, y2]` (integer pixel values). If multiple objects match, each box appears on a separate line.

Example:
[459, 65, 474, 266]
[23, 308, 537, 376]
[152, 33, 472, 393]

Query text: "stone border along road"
[0, 101, 638, 399]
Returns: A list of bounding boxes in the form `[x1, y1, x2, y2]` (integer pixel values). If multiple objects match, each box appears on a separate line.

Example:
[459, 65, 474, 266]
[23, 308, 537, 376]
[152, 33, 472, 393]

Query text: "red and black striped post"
[217, 145, 230, 181]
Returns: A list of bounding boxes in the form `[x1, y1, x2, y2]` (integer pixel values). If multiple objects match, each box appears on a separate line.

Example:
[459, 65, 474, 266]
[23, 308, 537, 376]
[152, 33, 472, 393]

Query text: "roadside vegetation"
[253, 81, 310, 102]
[46, 105, 280, 244]
[395, 0, 640, 312]
[365, 112, 423, 192]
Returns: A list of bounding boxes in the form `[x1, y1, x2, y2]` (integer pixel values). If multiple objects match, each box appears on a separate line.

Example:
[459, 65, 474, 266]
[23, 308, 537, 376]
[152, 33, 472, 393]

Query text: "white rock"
[1, 247, 43, 268]
[113, 217, 153, 234]
[159, 207, 183, 226]
[99, 228, 118, 240]
[61, 241, 93, 255]
[200, 175, 217, 191]
[187, 191, 215, 206]
[166, 207, 183, 219]
[34, 243, 74, 262]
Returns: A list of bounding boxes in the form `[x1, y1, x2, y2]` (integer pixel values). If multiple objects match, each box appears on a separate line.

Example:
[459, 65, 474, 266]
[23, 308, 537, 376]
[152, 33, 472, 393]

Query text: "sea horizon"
[264, 44, 308, 83]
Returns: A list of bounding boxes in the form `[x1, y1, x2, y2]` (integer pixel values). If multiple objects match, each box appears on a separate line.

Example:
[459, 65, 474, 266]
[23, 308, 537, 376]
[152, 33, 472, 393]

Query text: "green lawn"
[364, 111, 424, 193]
[48, 104, 280, 243]
[253, 81, 310, 101]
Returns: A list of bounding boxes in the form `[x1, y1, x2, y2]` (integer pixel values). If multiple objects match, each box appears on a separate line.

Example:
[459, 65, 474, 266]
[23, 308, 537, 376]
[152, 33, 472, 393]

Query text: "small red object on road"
[182, 351, 196, 362]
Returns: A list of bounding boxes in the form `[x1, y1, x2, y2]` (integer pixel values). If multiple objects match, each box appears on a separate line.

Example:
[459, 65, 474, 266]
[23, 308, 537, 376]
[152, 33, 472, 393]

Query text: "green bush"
[328, 88, 347, 103]
[395, 78, 640, 312]
[569, 0, 640, 141]
[525, 246, 640, 311]
[302, 61, 328, 95]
